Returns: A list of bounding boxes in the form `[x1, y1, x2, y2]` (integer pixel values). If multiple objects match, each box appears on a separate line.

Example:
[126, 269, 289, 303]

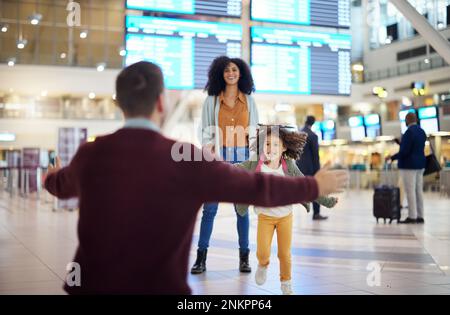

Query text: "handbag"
[424, 141, 441, 176]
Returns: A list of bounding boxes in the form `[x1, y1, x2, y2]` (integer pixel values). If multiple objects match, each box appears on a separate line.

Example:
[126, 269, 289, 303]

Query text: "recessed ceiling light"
[7, 58, 15, 67]
[1, 24, 8, 33]
[17, 39, 28, 49]
[88, 92, 96, 99]
[79, 30, 88, 39]
[96, 63, 106, 72]
[29, 13, 43, 25]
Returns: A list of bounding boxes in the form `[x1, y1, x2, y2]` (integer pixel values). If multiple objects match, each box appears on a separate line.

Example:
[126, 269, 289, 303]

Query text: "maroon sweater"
[45, 128, 319, 295]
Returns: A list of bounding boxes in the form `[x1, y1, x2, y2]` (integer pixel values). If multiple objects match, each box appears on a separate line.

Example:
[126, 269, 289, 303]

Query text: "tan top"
[217, 91, 249, 147]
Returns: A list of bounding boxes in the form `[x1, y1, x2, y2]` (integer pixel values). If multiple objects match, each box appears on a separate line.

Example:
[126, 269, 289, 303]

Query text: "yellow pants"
[256, 213, 293, 282]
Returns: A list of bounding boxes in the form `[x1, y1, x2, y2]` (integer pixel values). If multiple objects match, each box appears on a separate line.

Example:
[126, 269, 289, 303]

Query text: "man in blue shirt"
[389, 112, 427, 224]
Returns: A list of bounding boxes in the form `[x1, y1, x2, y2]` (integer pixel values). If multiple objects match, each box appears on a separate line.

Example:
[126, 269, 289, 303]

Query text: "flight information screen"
[418, 106, 439, 134]
[125, 16, 242, 89]
[364, 114, 381, 138]
[251, 26, 351, 95]
[349, 116, 366, 141]
[126, 0, 242, 17]
[251, 0, 350, 28]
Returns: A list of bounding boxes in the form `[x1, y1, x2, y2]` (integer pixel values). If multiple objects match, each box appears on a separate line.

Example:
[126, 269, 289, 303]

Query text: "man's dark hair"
[115, 61, 164, 117]
[204, 56, 255, 96]
[405, 112, 418, 126]
[305, 116, 316, 127]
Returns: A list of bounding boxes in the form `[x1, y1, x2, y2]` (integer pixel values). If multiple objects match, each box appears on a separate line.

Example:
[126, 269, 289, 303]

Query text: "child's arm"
[235, 159, 252, 170]
[290, 160, 338, 209]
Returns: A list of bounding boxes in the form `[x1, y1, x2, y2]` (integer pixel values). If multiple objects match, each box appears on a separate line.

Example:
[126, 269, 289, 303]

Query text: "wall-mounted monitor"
[418, 106, 439, 134]
[250, 0, 350, 28]
[311, 121, 323, 140]
[125, 16, 242, 89]
[348, 116, 366, 141]
[0, 132, 16, 142]
[321, 119, 337, 141]
[250, 26, 351, 95]
[364, 113, 381, 139]
[399, 108, 417, 134]
[126, 0, 242, 18]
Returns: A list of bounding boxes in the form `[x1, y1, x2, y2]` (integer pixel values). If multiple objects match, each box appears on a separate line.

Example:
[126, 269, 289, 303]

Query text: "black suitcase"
[373, 185, 401, 223]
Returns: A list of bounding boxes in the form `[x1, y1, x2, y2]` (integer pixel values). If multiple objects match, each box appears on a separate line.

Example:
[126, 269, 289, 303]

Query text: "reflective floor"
[0, 190, 449, 295]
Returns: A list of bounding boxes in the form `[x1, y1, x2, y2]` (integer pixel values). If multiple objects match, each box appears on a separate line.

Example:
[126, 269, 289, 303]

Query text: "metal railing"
[364, 55, 448, 82]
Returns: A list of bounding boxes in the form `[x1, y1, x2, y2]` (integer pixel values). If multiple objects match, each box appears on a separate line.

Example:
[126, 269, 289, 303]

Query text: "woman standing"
[191, 56, 259, 274]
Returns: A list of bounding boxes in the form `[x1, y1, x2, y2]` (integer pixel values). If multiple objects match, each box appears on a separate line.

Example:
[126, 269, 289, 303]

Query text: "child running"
[235, 125, 338, 295]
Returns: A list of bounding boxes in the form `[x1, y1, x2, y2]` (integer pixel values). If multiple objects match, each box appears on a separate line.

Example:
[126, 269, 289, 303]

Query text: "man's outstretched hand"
[314, 162, 349, 196]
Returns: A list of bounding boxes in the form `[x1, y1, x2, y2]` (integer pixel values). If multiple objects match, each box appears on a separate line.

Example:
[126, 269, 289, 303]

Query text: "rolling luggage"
[373, 185, 401, 223]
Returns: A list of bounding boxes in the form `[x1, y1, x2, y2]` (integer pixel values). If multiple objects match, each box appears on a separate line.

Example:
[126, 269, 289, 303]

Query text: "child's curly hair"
[251, 125, 308, 160]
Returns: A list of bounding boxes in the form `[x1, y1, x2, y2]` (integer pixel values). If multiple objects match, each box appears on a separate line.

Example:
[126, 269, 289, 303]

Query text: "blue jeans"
[198, 147, 250, 253]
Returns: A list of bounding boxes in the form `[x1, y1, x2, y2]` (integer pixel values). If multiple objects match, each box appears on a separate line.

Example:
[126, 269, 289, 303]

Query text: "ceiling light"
[17, 39, 27, 49]
[88, 92, 96, 99]
[60, 52, 66, 59]
[1, 24, 8, 33]
[7, 58, 15, 67]
[96, 63, 106, 72]
[352, 64, 364, 72]
[29, 13, 43, 25]
[119, 48, 126, 57]
[424, 58, 430, 64]
[79, 30, 88, 39]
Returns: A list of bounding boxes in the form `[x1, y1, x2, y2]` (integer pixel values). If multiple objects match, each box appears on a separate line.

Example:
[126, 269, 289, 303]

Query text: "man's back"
[61, 128, 203, 294]
[396, 124, 426, 169]
[297, 126, 320, 176]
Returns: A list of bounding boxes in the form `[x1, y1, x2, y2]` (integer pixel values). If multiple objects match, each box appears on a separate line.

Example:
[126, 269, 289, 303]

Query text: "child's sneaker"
[281, 281, 293, 295]
[255, 265, 267, 285]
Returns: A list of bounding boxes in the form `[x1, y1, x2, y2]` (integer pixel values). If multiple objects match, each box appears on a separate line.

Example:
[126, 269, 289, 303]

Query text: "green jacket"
[234, 156, 338, 217]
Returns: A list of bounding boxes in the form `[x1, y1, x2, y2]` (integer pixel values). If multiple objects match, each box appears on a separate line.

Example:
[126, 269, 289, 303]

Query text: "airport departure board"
[251, 0, 351, 28]
[125, 16, 242, 89]
[251, 26, 351, 95]
[126, 0, 242, 17]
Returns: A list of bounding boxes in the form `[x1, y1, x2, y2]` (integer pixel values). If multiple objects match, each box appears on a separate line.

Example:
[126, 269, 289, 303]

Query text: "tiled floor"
[1, 189, 450, 295]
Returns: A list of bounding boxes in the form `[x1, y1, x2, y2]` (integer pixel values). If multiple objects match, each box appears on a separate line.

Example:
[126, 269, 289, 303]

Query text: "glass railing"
[364, 55, 448, 82]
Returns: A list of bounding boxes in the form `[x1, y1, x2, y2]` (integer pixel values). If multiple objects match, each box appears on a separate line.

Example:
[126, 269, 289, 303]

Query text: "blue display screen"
[125, 16, 242, 89]
[399, 108, 417, 134]
[364, 114, 381, 138]
[418, 106, 437, 119]
[418, 107, 439, 134]
[348, 116, 363, 128]
[364, 114, 380, 126]
[126, 0, 242, 17]
[321, 120, 336, 140]
[251, 26, 351, 95]
[311, 122, 323, 140]
[251, 0, 350, 28]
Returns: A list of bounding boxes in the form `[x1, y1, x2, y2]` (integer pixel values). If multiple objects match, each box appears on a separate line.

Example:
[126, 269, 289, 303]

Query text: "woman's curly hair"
[204, 56, 255, 96]
[251, 125, 308, 160]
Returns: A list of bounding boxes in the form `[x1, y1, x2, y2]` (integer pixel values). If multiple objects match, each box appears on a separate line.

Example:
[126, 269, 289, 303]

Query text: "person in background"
[387, 112, 426, 224]
[296, 116, 328, 220]
[191, 56, 259, 275]
[44, 61, 348, 294]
